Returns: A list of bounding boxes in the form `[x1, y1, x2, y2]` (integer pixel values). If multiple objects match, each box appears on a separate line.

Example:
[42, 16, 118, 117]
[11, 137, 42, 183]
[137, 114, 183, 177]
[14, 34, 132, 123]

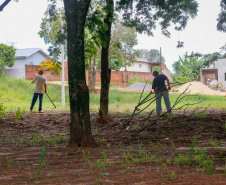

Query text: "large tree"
[62, 0, 96, 147]
[0, 44, 15, 76]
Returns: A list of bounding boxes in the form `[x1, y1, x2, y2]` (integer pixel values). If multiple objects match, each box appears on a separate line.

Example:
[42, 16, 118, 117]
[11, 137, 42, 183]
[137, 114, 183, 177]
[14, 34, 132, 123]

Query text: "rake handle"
[45, 92, 56, 109]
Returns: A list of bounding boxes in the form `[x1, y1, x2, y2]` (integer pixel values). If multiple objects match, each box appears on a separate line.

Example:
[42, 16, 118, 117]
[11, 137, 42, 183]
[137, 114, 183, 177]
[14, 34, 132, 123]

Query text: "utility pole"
[160, 47, 162, 73]
[61, 20, 65, 106]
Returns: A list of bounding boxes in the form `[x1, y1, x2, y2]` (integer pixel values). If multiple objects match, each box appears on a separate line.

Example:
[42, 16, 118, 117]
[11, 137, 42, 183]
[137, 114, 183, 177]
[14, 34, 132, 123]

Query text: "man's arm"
[31, 76, 37, 83]
[166, 78, 171, 90]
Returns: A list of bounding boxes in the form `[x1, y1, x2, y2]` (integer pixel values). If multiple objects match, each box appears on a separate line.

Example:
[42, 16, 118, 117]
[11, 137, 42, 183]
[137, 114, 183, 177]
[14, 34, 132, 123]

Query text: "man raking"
[152, 71, 172, 115]
[30, 69, 47, 113]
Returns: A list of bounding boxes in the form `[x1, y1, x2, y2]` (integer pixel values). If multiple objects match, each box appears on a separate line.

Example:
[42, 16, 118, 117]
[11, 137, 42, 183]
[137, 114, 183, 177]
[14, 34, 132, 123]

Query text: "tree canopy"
[137, 49, 165, 63]
[0, 44, 15, 75]
[116, 0, 198, 37]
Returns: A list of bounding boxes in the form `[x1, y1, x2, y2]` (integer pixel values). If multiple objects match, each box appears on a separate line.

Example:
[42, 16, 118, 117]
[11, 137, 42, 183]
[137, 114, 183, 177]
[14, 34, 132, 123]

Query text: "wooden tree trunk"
[98, 0, 113, 124]
[63, 0, 96, 147]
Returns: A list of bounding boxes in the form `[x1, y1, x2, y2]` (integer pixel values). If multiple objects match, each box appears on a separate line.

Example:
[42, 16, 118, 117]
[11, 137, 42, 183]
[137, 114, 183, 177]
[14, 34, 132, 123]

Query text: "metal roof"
[15, 48, 49, 59]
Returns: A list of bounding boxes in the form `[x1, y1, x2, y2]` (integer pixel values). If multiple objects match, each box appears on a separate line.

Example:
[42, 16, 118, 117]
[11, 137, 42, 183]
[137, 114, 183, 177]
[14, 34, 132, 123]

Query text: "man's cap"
[38, 69, 44, 74]
[153, 71, 159, 76]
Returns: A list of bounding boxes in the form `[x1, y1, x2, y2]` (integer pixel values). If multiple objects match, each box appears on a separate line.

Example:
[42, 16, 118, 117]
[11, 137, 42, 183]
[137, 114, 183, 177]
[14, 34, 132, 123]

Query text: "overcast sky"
[0, 0, 225, 72]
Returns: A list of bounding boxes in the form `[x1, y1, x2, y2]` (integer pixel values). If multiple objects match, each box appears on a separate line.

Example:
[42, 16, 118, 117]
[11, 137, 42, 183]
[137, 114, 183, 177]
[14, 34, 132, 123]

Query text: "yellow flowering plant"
[38, 58, 62, 75]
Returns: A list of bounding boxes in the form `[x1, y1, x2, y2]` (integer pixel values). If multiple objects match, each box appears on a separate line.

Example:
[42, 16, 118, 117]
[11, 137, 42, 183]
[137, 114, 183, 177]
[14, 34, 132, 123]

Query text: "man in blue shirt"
[152, 71, 172, 115]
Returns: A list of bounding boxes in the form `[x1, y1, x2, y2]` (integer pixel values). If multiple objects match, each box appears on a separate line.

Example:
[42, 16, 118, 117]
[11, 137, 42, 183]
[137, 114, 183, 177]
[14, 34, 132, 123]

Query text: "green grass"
[0, 75, 70, 111]
[1, 75, 226, 112]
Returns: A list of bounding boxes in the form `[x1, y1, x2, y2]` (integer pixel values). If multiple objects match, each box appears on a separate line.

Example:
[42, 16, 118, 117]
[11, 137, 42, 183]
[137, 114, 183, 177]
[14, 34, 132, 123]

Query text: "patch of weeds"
[195, 112, 207, 118]
[162, 163, 167, 168]
[94, 127, 99, 134]
[174, 154, 190, 166]
[49, 170, 58, 178]
[29, 133, 66, 145]
[119, 141, 125, 147]
[7, 159, 13, 168]
[194, 148, 215, 175]
[100, 137, 107, 144]
[116, 158, 124, 164]
[95, 172, 109, 184]
[122, 152, 134, 166]
[36, 146, 47, 180]
[17, 139, 24, 144]
[71, 173, 79, 177]
[161, 171, 177, 180]
[189, 137, 197, 159]
[107, 143, 110, 148]
[82, 150, 93, 172]
[156, 158, 162, 163]
[28, 172, 32, 180]
[94, 159, 106, 170]
[133, 124, 139, 131]
[134, 151, 154, 163]
[120, 168, 129, 174]
[100, 151, 108, 159]
[5, 137, 9, 141]
[157, 142, 165, 149]
[65, 152, 68, 159]
[210, 136, 219, 148]
[219, 149, 225, 156]
[15, 107, 24, 123]
[149, 141, 156, 149]
[0, 103, 6, 117]
[171, 141, 176, 150]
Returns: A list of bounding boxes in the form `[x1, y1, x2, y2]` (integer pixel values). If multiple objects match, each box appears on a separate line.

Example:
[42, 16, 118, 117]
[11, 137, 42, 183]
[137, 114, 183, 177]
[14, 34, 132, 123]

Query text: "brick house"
[120, 57, 173, 82]
[4, 48, 49, 79]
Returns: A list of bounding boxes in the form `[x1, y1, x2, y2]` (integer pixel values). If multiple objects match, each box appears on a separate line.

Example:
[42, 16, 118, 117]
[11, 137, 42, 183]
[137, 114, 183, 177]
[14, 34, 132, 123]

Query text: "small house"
[4, 48, 49, 79]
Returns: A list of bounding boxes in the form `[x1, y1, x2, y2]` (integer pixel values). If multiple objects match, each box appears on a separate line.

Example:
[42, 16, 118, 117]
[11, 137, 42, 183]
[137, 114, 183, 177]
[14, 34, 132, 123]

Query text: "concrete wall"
[162, 68, 173, 82]
[216, 59, 226, 87]
[4, 52, 47, 79]
[120, 62, 153, 72]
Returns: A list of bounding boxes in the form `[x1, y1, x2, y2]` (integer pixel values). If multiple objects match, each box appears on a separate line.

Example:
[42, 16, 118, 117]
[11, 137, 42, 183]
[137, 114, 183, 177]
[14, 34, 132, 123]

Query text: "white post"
[61, 19, 65, 107]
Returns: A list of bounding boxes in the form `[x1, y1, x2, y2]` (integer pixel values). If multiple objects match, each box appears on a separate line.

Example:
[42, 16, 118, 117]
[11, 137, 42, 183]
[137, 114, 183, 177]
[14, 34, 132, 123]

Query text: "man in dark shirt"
[152, 71, 172, 115]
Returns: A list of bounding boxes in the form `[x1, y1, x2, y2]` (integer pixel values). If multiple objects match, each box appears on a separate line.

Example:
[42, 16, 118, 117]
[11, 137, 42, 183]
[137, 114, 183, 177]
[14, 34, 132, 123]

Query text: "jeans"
[156, 91, 171, 115]
[30, 93, 43, 111]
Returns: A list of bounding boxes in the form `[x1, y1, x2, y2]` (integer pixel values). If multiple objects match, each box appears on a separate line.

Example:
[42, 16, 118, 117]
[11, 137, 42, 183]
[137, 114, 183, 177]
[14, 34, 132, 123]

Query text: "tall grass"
[1, 75, 226, 112]
[0, 75, 70, 111]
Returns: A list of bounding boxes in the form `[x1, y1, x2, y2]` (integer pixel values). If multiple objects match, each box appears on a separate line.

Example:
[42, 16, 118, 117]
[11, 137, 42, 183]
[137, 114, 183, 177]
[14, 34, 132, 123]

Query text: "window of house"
[150, 67, 153, 72]
[225, 73, 226, 81]
[139, 64, 142, 68]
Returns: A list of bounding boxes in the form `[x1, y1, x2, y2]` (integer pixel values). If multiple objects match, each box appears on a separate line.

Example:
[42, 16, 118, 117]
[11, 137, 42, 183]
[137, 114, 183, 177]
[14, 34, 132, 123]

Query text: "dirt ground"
[0, 110, 226, 185]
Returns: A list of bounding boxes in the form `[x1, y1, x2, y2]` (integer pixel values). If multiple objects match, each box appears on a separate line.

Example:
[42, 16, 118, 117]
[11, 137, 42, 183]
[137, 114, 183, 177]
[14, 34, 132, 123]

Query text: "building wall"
[25, 63, 68, 81]
[4, 52, 47, 79]
[120, 62, 152, 72]
[162, 68, 173, 82]
[216, 59, 226, 87]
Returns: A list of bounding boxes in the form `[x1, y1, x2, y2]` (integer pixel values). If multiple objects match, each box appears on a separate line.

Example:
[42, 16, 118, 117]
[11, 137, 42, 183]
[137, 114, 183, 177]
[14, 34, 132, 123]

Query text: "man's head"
[152, 71, 159, 77]
[38, 69, 44, 75]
